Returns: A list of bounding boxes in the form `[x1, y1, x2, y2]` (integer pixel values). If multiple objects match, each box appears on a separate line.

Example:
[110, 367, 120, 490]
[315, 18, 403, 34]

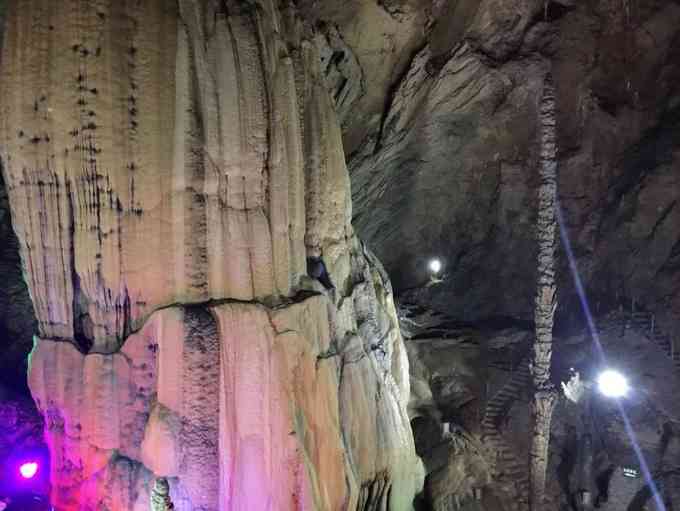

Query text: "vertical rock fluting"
[0, 1, 422, 510]
[529, 74, 559, 511]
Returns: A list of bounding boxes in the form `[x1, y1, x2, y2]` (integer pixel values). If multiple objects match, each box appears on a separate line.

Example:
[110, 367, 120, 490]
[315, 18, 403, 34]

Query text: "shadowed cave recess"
[0, 0, 679, 510]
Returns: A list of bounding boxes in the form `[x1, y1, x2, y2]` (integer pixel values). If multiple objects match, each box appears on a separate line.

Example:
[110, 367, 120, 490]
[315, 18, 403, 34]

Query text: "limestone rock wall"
[1, 1, 421, 509]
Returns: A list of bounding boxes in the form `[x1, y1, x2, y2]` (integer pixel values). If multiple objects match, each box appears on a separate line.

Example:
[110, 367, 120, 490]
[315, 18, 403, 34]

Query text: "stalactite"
[529, 73, 559, 510]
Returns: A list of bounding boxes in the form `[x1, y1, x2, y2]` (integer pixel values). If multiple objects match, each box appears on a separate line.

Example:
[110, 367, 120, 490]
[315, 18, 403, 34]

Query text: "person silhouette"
[307, 257, 335, 290]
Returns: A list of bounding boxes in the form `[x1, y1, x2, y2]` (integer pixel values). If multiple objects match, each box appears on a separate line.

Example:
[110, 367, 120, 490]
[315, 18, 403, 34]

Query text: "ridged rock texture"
[0, 1, 423, 510]
[528, 75, 559, 510]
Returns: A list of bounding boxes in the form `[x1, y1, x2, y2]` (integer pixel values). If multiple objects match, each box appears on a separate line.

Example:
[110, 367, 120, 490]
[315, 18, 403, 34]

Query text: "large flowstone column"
[0, 1, 423, 509]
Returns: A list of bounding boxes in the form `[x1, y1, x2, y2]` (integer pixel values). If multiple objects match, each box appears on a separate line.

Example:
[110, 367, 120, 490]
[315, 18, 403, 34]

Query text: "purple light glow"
[19, 462, 38, 479]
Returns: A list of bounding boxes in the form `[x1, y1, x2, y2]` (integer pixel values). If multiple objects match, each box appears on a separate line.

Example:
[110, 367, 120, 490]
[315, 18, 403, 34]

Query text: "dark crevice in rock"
[0, 166, 38, 394]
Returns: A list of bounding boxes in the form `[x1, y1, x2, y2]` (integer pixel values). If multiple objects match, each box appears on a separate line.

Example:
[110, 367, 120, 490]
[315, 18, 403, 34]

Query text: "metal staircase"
[482, 357, 532, 510]
[627, 310, 680, 369]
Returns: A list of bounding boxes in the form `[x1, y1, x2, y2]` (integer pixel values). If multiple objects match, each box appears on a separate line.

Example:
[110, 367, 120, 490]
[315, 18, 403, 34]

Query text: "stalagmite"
[0, 1, 423, 509]
[529, 74, 560, 510]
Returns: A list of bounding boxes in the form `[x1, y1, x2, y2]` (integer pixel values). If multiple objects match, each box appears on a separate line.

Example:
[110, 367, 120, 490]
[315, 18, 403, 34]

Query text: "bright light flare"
[19, 462, 38, 479]
[597, 369, 630, 398]
[428, 258, 442, 274]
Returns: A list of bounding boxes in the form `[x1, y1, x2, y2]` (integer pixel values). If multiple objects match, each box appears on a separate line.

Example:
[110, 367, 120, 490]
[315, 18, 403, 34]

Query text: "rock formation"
[343, 0, 680, 328]
[2, 1, 680, 510]
[528, 74, 559, 510]
[308, 4, 680, 504]
[0, 1, 422, 509]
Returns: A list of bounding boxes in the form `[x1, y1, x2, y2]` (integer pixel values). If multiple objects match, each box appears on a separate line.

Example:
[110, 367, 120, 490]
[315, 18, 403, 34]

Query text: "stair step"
[503, 459, 524, 466]
[503, 470, 526, 477]
[488, 399, 507, 406]
[503, 382, 524, 390]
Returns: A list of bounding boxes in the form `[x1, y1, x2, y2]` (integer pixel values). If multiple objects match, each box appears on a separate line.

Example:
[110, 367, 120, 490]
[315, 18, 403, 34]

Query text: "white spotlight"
[428, 258, 442, 274]
[597, 369, 630, 398]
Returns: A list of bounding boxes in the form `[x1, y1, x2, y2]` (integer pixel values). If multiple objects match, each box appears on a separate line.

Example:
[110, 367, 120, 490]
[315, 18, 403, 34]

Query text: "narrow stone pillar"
[529, 73, 559, 510]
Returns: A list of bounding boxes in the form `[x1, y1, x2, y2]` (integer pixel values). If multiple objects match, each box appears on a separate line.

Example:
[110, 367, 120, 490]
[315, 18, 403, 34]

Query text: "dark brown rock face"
[310, 0, 680, 328]
[299, 0, 680, 509]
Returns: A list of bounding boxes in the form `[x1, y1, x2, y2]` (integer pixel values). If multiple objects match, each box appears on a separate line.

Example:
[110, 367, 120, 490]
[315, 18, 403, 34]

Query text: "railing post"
[672, 337, 675, 361]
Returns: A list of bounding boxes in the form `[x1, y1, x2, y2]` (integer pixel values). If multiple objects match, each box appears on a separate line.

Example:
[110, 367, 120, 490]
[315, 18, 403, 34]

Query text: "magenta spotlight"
[19, 462, 38, 479]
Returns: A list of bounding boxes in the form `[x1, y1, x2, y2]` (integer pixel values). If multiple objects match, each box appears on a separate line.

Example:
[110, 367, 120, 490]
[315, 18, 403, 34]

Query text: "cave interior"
[0, 0, 679, 510]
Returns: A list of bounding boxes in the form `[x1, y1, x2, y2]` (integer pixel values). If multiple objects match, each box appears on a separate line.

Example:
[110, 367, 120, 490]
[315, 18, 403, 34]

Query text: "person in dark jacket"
[307, 256, 335, 290]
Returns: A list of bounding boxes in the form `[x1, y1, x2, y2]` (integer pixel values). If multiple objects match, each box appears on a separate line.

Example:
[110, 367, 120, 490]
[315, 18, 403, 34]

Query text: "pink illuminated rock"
[3, 0, 423, 509]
